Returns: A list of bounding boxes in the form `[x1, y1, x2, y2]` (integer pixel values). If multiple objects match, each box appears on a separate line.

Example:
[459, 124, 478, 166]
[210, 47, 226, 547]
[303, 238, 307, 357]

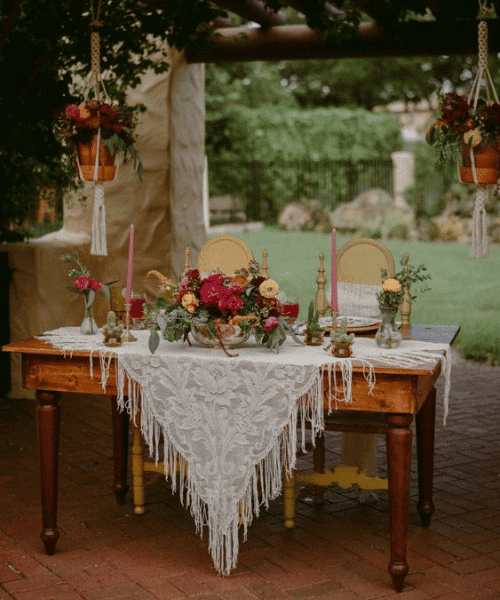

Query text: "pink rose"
[264, 316, 279, 331]
[90, 279, 102, 291]
[74, 276, 91, 291]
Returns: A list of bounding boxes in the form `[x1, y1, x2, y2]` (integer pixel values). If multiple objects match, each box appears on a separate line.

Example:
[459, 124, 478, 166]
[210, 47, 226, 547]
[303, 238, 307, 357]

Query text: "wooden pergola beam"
[209, 0, 286, 27]
[284, 0, 342, 17]
[187, 19, 500, 62]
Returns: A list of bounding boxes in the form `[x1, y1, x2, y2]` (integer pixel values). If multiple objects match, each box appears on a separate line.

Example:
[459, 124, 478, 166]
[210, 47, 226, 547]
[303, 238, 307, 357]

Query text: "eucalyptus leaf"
[87, 289, 95, 307]
[148, 329, 160, 354]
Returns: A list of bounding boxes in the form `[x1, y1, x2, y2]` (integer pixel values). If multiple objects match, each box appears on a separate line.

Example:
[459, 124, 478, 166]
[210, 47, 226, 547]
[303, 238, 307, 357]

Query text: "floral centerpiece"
[61, 252, 115, 335]
[53, 100, 144, 179]
[147, 260, 302, 355]
[375, 259, 431, 349]
[426, 93, 500, 183]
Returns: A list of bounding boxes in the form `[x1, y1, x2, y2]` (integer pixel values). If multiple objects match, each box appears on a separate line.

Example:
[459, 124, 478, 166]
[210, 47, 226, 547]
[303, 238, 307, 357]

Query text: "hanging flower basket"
[54, 100, 143, 179]
[459, 140, 500, 185]
[74, 134, 117, 182]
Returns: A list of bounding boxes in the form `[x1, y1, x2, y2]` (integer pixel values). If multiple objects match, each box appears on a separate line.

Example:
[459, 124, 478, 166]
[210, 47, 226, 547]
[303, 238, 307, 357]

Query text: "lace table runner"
[38, 327, 451, 575]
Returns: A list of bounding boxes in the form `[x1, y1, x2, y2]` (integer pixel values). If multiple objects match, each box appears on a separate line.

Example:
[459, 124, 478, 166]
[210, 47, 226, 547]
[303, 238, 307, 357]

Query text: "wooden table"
[3, 324, 459, 592]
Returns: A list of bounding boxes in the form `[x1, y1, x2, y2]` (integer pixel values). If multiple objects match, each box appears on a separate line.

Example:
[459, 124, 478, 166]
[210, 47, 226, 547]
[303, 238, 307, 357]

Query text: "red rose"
[90, 279, 102, 291]
[264, 316, 279, 331]
[74, 276, 91, 290]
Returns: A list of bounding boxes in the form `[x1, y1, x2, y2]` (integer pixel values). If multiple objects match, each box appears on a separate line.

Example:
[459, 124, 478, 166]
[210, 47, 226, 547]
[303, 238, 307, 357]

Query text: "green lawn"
[227, 227, 500, 363]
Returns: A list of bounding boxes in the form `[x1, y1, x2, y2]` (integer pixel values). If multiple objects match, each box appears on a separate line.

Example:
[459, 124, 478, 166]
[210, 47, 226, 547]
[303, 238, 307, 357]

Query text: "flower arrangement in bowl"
[53, 100, 144, 180]
[426, 93, 500, 184]
[61, 252, 116, 334]
[147, 260, 303, 356]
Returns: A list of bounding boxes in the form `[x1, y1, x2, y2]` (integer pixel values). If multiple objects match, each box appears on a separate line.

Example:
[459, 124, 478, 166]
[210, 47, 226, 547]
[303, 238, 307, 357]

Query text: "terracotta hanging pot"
[459, 140, 500, 185]
[74, 133, 117, 182]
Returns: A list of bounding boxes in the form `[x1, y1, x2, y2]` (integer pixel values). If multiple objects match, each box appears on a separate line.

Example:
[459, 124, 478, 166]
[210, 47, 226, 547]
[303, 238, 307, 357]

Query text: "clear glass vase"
[375, 306, 402, 349]
[190, 320, 251, 349]
[80, 304, 98, 335]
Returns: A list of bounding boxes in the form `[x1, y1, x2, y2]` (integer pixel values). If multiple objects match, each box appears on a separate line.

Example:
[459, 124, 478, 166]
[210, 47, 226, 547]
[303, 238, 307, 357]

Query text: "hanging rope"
[85, 0, 109, 256]
[466, 3, 497, 258]
[471, 186, 489, 258]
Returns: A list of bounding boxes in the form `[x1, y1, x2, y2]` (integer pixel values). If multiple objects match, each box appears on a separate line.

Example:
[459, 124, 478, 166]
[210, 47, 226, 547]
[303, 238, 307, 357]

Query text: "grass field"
[228, 227, 500, 363]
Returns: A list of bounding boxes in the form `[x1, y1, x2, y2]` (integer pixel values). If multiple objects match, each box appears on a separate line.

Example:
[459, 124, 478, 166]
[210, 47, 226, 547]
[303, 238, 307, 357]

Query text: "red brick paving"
[1, 350, 500, 599]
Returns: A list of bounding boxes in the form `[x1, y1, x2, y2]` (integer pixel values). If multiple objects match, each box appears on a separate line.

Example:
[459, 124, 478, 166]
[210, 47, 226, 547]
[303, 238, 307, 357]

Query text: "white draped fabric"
[39, 327, 451, 575]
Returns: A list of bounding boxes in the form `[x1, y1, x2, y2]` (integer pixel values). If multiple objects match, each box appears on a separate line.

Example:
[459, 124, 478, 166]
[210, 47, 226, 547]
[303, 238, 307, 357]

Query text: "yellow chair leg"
[283, 471, 296, 529]
[132, 420, 146, 515]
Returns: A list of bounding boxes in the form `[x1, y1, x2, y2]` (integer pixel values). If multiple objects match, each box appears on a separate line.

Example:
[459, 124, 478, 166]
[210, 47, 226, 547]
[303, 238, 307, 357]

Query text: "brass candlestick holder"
[123, 303, 137, 342]
[315, 252, 328, 318]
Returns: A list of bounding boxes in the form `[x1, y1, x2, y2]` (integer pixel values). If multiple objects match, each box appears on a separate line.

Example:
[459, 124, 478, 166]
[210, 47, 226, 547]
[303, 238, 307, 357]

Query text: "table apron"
[22, 353, 439, 415]
[322, 370, 439, 414]
[23, 353, 119, 395]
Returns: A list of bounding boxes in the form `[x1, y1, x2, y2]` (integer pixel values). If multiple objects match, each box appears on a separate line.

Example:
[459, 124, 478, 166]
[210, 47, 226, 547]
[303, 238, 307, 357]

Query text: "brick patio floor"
[1, 350, 500, 600]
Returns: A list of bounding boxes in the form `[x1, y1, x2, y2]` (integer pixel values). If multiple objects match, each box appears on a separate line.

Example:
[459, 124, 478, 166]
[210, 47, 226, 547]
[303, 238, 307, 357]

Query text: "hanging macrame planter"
[460, 5, 498, 258]
[426, 2, 499, 258]
[74, 130, 117, 182]
[75, 23, 114, 257]
[52, 2, 142, 256]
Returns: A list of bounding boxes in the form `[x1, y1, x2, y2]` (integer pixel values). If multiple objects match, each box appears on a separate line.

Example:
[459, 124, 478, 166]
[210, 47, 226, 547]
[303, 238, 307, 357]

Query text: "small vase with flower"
[61, 252, 115, 334]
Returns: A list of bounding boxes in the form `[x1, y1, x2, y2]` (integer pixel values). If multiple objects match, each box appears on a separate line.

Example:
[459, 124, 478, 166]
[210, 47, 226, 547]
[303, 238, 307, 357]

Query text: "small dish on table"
[294, 316, 381, 336]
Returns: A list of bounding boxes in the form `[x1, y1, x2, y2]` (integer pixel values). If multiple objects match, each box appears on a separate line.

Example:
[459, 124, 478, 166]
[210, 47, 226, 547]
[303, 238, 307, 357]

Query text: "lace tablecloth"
[39, 327, 451, 575]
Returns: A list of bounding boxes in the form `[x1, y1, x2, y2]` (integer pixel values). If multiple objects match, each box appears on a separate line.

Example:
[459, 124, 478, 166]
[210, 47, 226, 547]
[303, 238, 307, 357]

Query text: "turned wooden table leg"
[416, 388, 436, 527]
[385, 413, 413, 593]
[111, 395, 129, 505]
[36, 390, 61, 555]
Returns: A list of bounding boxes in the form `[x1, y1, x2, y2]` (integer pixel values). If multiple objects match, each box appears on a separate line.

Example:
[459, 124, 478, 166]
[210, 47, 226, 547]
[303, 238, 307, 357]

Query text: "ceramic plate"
[294, 316, 380, 335]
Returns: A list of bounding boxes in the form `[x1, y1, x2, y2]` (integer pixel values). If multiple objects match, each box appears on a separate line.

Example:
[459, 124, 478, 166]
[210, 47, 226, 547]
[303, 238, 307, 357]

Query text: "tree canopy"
[1, 0, 497, 239]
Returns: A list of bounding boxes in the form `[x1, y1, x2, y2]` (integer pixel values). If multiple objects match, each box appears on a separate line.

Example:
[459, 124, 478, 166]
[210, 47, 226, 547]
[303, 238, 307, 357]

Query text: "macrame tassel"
[471, 186, 488, 259]
[91, 183, 107, 256]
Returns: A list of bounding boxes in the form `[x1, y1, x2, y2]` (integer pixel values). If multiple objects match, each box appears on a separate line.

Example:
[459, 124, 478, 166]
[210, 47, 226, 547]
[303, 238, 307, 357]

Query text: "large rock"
[278, 200, 332, 232]
[278, 202, 312, 231]
[331, 188, 417, 240]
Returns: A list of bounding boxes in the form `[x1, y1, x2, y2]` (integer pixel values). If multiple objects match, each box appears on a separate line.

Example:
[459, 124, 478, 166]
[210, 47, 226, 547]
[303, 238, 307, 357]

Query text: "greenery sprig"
[378, 256, 431, 311]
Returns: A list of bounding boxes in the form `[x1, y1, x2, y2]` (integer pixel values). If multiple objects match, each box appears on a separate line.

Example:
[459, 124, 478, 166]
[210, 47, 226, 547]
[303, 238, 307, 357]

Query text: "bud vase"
[375, 307, 402, 349]
[80, 305, 98, 335]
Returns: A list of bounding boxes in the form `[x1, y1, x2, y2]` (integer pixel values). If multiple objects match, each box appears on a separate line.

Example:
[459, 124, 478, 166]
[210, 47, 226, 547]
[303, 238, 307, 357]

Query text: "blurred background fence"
[208, 158, 394, 223]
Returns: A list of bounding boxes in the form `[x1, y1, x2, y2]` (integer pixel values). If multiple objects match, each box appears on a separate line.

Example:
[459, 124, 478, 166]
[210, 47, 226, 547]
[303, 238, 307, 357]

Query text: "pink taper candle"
[331, 228, 338, 314]
[125, 224, 135, 304]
